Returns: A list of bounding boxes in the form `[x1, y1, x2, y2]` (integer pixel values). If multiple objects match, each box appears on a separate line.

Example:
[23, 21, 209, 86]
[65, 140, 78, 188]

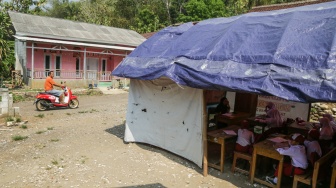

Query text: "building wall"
[29, 78, 91, 89]
[15, 39, 27, 82]
[112, 56, 124, 70]
[26, 43, 78, 71]
[25, 42, 127, 73]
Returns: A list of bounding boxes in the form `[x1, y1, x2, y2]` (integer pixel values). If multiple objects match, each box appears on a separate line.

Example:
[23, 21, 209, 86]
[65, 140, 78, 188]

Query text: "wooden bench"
[293, 147, 336, 188]
[231, 151, 252, 177]
[331, 160, 336, 188]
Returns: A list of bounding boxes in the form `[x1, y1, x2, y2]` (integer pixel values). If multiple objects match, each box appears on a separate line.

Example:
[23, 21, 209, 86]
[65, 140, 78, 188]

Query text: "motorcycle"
[34, 82, 79, 111]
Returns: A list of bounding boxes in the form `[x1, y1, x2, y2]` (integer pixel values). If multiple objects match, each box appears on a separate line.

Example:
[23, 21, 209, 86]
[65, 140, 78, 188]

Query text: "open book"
[223, 130, 237, 135]
[267, 137, 288, 143]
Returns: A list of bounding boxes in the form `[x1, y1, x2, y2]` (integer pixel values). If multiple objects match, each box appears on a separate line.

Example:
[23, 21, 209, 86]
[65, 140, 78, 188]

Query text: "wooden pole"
[203, 90, 208, 176]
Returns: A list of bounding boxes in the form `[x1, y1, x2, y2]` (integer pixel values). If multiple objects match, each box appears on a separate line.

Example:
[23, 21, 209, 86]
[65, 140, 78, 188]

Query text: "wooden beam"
[203, 90, 208, 176]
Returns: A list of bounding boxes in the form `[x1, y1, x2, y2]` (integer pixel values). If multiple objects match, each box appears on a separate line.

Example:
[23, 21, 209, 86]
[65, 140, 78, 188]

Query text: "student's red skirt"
[235, 143, 253, 154]
[274, 163, 306, 177]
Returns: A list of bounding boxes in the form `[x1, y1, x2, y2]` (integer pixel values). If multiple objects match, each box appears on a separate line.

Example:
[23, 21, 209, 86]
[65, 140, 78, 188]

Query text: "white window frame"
[55, 55, 62, 78]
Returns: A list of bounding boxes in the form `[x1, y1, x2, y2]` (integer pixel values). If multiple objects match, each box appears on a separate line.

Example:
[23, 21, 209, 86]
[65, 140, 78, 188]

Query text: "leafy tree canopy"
[0, 0, 46, 80]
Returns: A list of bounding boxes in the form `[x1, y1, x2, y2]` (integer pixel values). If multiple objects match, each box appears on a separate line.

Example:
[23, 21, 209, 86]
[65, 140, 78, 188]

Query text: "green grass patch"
[47, 127, 54, 130]
[35, 114, 45, 118]
[78, 110, 88, 114]
[90, 109, 98, 113]
[12, 135, 28, 141]
[36, 130, 46, 134]
[50, 139, 59, 142]
[35, 144, 46, 149]
[80, 156, 88, 164]
[20, 125, 27, 129]
[86, 89, 103, 96]
[16, 117, 22, 122]
[66, 112, 71, 115]
[51, 159, 58, 165]
[12, 94, 25, 103]
[6, 116, 14, 122]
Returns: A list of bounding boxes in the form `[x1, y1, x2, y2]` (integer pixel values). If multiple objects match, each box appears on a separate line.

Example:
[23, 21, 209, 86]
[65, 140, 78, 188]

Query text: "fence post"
[0, 88, 9, 115]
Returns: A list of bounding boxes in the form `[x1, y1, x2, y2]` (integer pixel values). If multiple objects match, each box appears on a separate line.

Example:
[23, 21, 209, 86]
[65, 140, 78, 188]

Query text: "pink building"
[8, 11, 146, 89]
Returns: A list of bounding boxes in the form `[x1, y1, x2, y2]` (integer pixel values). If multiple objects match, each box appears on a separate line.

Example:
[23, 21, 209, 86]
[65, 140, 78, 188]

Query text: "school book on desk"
[223, 130, 237, 135]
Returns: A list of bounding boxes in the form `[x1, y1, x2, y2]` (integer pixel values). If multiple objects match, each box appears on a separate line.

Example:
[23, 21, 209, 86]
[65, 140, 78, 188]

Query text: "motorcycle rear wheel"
[69, 99, 79, 109]
[36, 99, 48, 111]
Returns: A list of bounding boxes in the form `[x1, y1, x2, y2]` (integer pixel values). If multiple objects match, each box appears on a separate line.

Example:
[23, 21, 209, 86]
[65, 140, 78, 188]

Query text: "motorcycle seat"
[39, 92, 59, 97]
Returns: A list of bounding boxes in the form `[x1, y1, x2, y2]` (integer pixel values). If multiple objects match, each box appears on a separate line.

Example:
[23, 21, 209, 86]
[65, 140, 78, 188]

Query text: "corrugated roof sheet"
[249, 0, 332, 12]
[8, 11, 146, 47]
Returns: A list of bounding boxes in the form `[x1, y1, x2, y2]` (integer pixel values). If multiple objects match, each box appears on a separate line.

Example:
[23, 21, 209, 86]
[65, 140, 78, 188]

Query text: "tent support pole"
[203, 90, 208, 176]
[307, 103, 312, 121]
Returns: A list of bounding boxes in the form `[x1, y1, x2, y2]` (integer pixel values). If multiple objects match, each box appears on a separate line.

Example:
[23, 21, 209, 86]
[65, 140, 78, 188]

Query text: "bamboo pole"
[203, 90, 208, 176]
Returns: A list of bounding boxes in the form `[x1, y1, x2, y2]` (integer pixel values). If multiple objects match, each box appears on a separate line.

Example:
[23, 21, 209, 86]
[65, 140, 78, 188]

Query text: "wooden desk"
[250, 139, 284, 188]
[331, 160, 336, 188]
[207, 125, 239, 173]
[216, 112, 251, 126]
[287, 122, 311, 137]
[247, 116, 268, 133]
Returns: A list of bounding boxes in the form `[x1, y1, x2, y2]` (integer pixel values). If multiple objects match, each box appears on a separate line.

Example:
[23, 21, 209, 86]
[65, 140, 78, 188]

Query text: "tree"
[113, 0, 169, 32]
[168, 0, 188, 24]
[0, 0, 46, 80]
[0, 7, 14, 79]
[177, 0, 210, 22]
[2, 0, 47, 14]
[0, 41, 15, 79]
[161, 0, 172, 24]
[78, 0, 116, 26]
[43, 0, 81, 20]
[131, 7, 160, 33]
[0, 10, 12, 61]
[207, 0, 227, 18]
[225, 0, 250, 16]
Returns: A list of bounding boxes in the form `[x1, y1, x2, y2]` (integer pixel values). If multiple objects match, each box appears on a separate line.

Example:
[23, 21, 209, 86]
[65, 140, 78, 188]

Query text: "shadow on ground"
[117, 183, 167, 188]
[104, 125, 325, 188]
[104, 124, 265, 187]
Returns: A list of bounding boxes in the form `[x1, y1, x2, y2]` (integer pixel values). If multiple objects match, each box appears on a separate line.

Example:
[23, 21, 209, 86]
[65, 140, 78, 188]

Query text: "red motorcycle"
[34, 82, 79, 111]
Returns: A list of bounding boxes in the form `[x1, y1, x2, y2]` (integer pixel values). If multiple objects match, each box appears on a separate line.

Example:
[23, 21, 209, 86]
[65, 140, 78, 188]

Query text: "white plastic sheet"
[124, 78, 203, 167]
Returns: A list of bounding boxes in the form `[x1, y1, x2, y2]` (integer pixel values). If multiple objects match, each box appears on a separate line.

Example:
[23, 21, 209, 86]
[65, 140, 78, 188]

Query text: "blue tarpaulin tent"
[113, 1, 336, 103]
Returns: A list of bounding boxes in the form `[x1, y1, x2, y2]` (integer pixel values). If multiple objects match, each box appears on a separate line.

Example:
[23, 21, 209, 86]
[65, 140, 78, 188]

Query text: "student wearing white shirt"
[235, 120, 254, 154]
[319, 117, 334, 154]
[319, 117, 333, 140]
[266, 137, 308, 185]
[304, 129, 322, 166]
[323, 113, 336, 133]
[257, 108, 283, 128]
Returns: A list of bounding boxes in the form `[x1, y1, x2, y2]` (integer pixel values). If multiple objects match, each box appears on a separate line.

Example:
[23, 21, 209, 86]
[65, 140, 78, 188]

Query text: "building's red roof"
[141, 32, 156, 39]
[142, 0, 333, 39]
[249, 0, 333, 12]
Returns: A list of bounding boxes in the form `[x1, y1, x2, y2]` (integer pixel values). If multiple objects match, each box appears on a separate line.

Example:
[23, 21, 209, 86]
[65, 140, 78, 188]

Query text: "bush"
[12, 93, 25, 103]
[6, 116, 14, 122]
[12, 135, 28, 141]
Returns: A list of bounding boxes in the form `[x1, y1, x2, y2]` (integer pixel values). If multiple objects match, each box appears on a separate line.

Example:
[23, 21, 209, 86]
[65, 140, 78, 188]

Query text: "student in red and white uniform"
[318, 117, 334, 154]
[257, 108, 283, 128]
[290, 133, 305, 145]
[323, 113, 336, 133]
[303, 129, 322, 166]
[319, 117, 333, 140]
[266, 137, 308, 185]
[235, 120, 254, 154]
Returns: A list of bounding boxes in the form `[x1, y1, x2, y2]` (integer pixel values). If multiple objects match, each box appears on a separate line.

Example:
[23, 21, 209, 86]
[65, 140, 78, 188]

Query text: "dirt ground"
[0, 91, 268, 188]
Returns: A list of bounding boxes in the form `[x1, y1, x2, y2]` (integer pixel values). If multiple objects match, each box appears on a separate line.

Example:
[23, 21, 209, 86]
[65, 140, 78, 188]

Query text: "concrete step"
[97, 82, 112, 88]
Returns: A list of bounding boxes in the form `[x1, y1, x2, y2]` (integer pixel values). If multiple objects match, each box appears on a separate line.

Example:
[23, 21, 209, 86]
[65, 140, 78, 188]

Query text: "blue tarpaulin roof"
[113, 1, 336, 103]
